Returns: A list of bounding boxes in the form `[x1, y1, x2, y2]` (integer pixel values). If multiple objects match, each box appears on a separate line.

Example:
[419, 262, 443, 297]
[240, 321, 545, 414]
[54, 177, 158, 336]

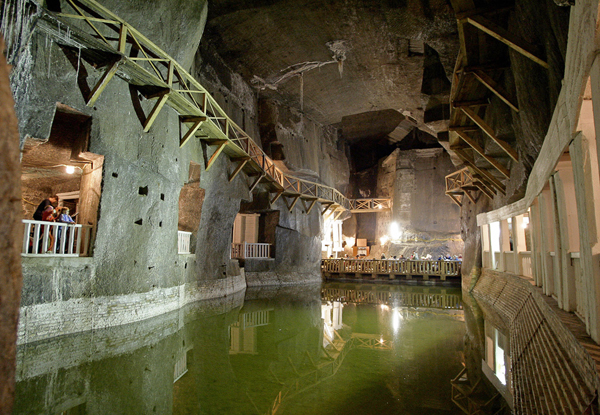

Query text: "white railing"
[503, 251, 516, 274]
[493, 251, 502, 270]
[177, 230, 192, 254]
[482, 250, 491, 268]
[231, 242, 271, 259]
[519, 251, 532, 277]
[571, 252, 586, 320]
[21, 219, 92, 257]
[242, 309, 272, 329]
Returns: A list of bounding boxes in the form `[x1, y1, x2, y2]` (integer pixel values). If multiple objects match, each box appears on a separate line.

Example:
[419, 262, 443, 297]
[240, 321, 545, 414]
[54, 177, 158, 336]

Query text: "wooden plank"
[322, 203, 333, 215]
[471, 70, 519, 112]
[86, 59, 121, 106]
[249, 173, 265, 193]
[449, 125, 480, 133]
[179, 116, 206, 147]
[228, 157, 250, 182]
[334, 209, 345, 220]
[143, 91, 170, 132]
[117, 24, 127, 52]
[452, 98, 490, 108]
[460, 107, 519, 162]
[474, 181, 495, 199]
[465, 15, 549, 69]
[205, 140, 228, 171]
[455, 130, 510, 178]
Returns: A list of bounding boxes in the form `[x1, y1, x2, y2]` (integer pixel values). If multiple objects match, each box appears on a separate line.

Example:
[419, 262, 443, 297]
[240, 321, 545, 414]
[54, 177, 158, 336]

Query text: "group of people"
[32, 195, 76, 253]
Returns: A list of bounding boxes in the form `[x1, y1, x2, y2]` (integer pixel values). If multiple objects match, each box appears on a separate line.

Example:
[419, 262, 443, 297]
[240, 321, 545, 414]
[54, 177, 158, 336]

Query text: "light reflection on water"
[14, 283, 465, 414]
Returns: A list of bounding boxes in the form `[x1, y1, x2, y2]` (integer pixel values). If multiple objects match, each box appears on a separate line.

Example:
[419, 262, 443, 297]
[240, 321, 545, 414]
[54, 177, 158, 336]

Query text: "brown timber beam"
[179, 116, 206, 147]
[86, 58, 122, 106]
[249, 172, 265, 193]
[471, 70, 519, 112]
[205, 139, 228, 171]
[454, 148, 505, 194]
[285, 195, 301, 212]
[270, 190, 283, 204]
[454, 130, 510, 178]
[228, 156, 250, 182]
[465, 15, 549, 69]
[460, 107, 519, 162]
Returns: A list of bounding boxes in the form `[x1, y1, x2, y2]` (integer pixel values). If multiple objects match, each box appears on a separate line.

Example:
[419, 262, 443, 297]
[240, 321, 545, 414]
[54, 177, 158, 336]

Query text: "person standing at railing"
[32, 195, 58, 220]
[56, 207, 75, 251]
[41, 205, 58, 253]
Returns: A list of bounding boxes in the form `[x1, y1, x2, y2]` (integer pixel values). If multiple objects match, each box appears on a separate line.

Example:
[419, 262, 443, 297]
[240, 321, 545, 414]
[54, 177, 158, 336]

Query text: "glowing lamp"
[65, 165, 75, 174]
[380, 235, 389, 245]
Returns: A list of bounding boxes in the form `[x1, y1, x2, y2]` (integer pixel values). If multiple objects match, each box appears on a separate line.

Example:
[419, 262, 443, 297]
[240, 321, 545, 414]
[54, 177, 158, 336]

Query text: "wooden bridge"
[32, 0, 351, 217]
[322, 259, 461, 282]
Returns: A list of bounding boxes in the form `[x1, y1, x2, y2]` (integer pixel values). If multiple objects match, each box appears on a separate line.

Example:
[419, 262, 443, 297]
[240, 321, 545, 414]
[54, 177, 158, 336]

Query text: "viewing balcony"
[231, 242, 272, 259]
[177, 230, 192, 254]
[21, 219, 92, 257]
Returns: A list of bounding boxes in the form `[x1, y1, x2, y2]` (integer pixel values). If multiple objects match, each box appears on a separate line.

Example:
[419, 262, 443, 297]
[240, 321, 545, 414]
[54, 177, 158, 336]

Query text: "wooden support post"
[87, 59, 121, 106]
[228, 157, 250, 182]
[334, 209, 345, 220]
[460, 107, 519, 162]
[465, 15, 549, 69]
[118, 24, 128, 53]
[305, 199, 318, 214]
[454, 148, 505, 193]
[249, 173, 265, 193]
[205, 139, 228, 171]
[179, 116, 206, 147]
[452, 98, 490, 108]
[322, 203, 333, 215]
[270, 191, 283, 204]
[286, 195, 301, 212]
[454, 130, 510, 178]
[447, 193, 463, 207]
[143, 91, 170, 132]
[471, 70, 519, 112]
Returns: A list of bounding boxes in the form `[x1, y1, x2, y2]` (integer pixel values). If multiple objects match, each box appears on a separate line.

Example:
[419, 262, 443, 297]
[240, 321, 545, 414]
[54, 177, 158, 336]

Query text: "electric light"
[522, 217, 530, 229]
[378, 204, 383, 209]
[345, 237, 355, 247]
[380, 235, 389, 245]
[65, 165, 75, 174]
[390, 222, 401, 241]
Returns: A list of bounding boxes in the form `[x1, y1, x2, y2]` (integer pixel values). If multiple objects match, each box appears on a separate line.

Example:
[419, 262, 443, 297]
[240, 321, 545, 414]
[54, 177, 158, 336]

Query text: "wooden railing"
[349, 198, 392, 213]
[231, 242, 271, 259]
[177, 230, 192, 254]
[32, 0, 351, 214]
[21, 219, 92, 257]
[321, 259, 461, 278]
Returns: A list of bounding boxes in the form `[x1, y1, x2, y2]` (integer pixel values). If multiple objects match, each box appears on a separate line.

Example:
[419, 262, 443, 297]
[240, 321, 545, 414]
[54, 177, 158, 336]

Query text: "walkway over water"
[322, 259, 462, 282]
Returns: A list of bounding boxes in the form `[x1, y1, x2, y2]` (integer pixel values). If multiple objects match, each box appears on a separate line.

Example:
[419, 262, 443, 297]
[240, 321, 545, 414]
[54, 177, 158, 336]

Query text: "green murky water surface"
[14, 282, 465, 414]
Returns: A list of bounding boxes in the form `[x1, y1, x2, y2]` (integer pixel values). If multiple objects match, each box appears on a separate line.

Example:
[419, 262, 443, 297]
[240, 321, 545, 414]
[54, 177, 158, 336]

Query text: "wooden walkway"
[322, 259, 461, 282]
[35, 0, 350, 217]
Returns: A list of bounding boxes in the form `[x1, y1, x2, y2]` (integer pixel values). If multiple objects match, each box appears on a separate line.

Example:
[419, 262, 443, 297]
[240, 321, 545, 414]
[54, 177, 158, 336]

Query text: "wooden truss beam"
[87, 59, 121, 106]
[465, 15, 549, 69]
[305, 199, 318, 214]
[321, 203, 333, 216]
[473, 180, 495, 199]
[285, 195, 301, 212]
[460, 107, 518, 162]
[249, 172, 265, 193]
[334, 209, 345, 220]
[228, 156, 250, 182]
[454, 130, 510, 178]
[452, 98, 490, 108]
[205, 139, 228, 171]
[454, 148, 505, 194]
[179, 116, 206, 147]
[447, 193, 463, 207]
[143, 91, 170, 132]
[270, 190, 283, 205]
[471, 70, 519, 112]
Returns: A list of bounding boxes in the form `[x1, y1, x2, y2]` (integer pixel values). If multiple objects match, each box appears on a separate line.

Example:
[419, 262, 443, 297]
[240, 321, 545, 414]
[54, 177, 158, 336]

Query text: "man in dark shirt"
[33, 196, 58, 220]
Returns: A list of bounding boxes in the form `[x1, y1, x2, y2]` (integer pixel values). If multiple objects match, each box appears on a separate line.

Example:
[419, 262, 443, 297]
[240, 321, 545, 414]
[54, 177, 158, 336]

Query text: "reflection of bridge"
[322, 259, 461, 281]
[322, 287, 463, 310]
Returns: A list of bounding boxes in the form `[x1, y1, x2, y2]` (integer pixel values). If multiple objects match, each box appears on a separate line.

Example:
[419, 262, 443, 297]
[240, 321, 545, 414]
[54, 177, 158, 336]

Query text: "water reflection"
[14, 283, 467, 414]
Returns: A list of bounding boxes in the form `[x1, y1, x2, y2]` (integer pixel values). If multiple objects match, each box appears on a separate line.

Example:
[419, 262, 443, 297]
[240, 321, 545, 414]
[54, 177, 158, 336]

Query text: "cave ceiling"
[203, 0, 459, 140]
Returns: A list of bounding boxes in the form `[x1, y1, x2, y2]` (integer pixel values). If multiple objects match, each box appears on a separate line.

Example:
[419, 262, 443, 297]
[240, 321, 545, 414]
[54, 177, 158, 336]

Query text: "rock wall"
[5, 0, 353, 343]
